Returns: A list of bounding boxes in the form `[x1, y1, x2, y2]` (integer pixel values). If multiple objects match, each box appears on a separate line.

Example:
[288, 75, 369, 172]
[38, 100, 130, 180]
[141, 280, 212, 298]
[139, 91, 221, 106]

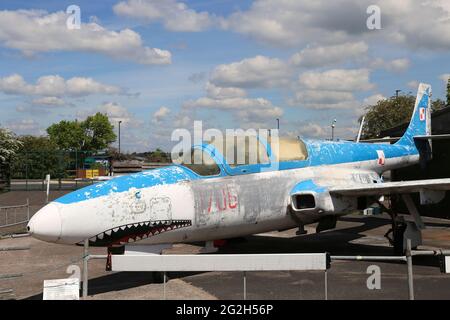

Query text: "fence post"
[26, 198, 30, 222]
[406, 239, 414, 300]
[82, 239, 89, 298]
[45, 174, 50, 203]
[243, 271, 247, 300]
[163, 272, 167, 300]
[324, 270, 328, 300]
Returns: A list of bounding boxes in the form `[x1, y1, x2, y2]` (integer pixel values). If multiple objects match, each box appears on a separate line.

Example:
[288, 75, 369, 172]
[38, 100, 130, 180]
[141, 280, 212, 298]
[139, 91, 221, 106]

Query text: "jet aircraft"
[27, 83, 450, 254]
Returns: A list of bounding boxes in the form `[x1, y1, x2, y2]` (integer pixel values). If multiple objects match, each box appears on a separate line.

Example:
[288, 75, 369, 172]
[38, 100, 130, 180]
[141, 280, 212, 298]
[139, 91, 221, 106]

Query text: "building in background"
[381, 107, 450, 219]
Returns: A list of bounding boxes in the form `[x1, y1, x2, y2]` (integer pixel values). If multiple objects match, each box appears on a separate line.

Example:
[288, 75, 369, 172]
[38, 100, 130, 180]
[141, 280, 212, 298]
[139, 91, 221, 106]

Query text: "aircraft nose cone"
[27, 203, 62, 242]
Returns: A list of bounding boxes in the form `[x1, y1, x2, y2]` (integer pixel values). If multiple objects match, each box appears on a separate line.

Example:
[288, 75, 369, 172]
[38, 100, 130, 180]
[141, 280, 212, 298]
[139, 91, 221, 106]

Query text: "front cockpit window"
[207, 135, 269, 167]
[268, 137, 308, 162]
[180, 149, 221, 176]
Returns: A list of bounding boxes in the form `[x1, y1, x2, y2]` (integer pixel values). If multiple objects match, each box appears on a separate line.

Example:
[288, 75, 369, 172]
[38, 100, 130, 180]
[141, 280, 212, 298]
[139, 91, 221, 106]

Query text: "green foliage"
[432, 98, 446, 112]
[11, 136, 62, 179]
[447, 78, 450, 106]
[0, 128, 22, 164]
[82, 113, 116, 151]
[360, 95, 415, 139]
[360, 94, 448, 139]
[47, 120, 84, 151]
[47, 113, 116, 152]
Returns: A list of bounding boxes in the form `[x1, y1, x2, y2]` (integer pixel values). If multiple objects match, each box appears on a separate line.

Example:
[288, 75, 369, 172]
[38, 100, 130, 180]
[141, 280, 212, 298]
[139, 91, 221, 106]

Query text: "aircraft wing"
[329, 178, 450, 197]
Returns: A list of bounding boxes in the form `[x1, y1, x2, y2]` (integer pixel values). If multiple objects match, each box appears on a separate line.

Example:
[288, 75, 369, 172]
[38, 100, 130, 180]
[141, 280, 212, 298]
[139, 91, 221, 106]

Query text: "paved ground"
[1, 211, 449, 300]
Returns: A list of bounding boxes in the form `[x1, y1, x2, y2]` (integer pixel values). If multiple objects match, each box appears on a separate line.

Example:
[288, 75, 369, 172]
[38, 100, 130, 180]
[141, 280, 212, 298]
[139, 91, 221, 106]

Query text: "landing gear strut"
[380, 195, 425, 254]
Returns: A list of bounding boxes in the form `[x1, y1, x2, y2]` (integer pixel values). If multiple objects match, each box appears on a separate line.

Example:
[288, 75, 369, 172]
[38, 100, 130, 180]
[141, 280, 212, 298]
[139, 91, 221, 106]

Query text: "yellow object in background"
[85, 169, 99, 179]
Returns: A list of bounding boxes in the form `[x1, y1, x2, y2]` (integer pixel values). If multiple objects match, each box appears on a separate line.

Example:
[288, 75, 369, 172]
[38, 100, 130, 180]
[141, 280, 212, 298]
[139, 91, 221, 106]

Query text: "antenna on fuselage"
[356, 116, 365, 143]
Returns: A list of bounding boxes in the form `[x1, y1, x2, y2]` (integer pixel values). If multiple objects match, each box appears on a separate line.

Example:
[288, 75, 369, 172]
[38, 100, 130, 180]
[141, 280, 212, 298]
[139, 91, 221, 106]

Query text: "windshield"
[180, 148, 221, 176]
[207, 135, 269, 167]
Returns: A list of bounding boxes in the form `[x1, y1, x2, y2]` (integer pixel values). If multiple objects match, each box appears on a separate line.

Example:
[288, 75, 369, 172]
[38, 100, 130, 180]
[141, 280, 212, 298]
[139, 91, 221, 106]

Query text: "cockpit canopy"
[177, 135, 309, 176]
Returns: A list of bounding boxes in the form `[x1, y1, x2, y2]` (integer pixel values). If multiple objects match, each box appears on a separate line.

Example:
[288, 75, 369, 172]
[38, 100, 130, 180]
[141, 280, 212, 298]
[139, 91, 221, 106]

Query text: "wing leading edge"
[330, 178, 450, 197]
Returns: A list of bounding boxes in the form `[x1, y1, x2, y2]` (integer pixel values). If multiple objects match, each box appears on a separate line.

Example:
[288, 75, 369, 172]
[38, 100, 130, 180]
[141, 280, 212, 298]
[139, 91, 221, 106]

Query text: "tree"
[47, 113, 116, 152]
[0, 128, 22, 186]
[360, 94, 447, 139]
[47, 120, 85, 150]
[447, 78, 450, 106]
[0, 128, 22, 164]
[11, 136, 61, 179]
[82, 113, 116, 151]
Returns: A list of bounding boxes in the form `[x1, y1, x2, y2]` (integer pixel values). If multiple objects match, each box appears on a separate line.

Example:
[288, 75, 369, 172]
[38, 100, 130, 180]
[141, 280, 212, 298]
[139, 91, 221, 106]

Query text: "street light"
[118, 120, 122, 155]
[331, 119, 337, 141]
[276, 118, 280, 131]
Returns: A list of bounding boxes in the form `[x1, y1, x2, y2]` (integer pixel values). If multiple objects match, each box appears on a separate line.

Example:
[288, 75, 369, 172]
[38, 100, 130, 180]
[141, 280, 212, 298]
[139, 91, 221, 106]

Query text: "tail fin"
[395, 83, 432, 147]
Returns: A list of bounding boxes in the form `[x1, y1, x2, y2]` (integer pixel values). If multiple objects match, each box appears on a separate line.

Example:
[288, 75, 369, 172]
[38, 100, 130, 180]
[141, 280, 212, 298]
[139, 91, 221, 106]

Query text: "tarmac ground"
[0, 191, 450, 300]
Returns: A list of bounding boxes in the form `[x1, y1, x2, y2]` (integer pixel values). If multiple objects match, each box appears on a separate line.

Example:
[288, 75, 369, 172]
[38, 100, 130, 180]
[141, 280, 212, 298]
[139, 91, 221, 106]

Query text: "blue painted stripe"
[290, 179, 327, 195]
[55, 166, 197, 204]
[55, 137, 419, 205]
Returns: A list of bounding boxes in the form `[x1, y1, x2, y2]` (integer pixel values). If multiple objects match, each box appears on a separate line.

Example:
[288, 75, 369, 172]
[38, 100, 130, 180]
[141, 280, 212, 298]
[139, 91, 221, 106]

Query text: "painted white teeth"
[97, 234, 104, 240]
[105, 230, 112, 236]
[113, 228, 119, 232]
[120, 226, 126, 230]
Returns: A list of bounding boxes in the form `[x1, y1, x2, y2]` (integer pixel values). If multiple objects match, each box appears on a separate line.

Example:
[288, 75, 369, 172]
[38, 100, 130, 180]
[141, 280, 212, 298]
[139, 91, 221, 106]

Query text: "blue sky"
[0, 0, 449, 152]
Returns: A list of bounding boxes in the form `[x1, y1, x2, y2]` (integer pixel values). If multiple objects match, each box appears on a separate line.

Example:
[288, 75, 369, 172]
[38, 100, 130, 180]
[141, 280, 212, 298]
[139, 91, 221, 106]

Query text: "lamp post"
[331, 119, 337, 141]
[118, 120, 122, 156]
[276, 118, 280, 131]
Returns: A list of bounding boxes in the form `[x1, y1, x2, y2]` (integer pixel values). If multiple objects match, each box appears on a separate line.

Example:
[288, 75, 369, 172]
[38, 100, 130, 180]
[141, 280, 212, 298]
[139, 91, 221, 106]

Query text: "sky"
[0, 0, 449, 152]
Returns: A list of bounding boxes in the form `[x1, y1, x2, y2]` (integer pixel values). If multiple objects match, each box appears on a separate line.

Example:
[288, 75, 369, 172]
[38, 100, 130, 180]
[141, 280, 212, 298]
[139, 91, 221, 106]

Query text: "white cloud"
[291, 69, 376, 110]
[5, 119, 41, 135]
[362, 94, 386, 106]
[298, 69, 374, 92]
[183, 96, 283, 122]
[65, 77, 124, 96]
[0, 74, 124, 97]
[210, 55, 290, 88]
[439, 74, 450, 82]
[114, 0, 214, 32]
[222, 0, 450, 51]
[292, 90, 355, 105]
[0, 10, 171, 64]
[77, 102, 142, 127]
[31, 96, 66, 106]
[407, 80, 420, 89]
[152, 106, 171, 123]
[370, 58, 410, 73]
[205, 82, 246, 99]
[97, 102, 137, 125]
[290, 42, 368, 68]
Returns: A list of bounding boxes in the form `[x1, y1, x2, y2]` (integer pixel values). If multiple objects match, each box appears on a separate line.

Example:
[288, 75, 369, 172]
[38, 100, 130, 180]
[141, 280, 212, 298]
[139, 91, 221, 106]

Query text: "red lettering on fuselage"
[207, 186, 238, 213]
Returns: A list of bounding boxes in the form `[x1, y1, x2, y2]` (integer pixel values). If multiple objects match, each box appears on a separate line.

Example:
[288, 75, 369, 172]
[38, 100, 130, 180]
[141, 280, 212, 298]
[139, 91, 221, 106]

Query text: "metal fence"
[6, 178, 95, 192]
[0, 200, 30, 229]
[79, 239, 450, 300]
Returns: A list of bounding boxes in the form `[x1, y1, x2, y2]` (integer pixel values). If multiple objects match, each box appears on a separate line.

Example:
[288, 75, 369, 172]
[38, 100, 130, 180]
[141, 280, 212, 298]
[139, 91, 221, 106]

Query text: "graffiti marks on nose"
[150, 197, 172, 221]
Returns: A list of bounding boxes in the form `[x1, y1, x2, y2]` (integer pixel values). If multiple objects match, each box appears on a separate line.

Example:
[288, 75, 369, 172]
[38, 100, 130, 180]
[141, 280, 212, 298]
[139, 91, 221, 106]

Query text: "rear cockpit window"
[269, 137, 308, 162]
[181, 149, 221, 176]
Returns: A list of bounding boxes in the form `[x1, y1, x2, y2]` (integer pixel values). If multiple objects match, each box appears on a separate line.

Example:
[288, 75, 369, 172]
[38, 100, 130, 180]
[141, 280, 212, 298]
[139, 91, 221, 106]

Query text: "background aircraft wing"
[329, 178, 450, 197]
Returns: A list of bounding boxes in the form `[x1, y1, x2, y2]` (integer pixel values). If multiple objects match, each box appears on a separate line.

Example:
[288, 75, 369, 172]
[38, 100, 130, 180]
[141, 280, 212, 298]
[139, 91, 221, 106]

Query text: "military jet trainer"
[28, 83, 450, 255]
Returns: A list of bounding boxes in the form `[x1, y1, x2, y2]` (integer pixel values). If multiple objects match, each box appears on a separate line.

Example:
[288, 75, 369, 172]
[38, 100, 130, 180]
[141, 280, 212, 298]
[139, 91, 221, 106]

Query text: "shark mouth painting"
[78, 219, 192, 247]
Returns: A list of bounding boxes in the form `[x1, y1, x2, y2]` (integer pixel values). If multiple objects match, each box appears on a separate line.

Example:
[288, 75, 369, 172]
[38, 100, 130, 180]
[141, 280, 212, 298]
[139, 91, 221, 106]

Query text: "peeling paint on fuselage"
[44, 138, 420, 245]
